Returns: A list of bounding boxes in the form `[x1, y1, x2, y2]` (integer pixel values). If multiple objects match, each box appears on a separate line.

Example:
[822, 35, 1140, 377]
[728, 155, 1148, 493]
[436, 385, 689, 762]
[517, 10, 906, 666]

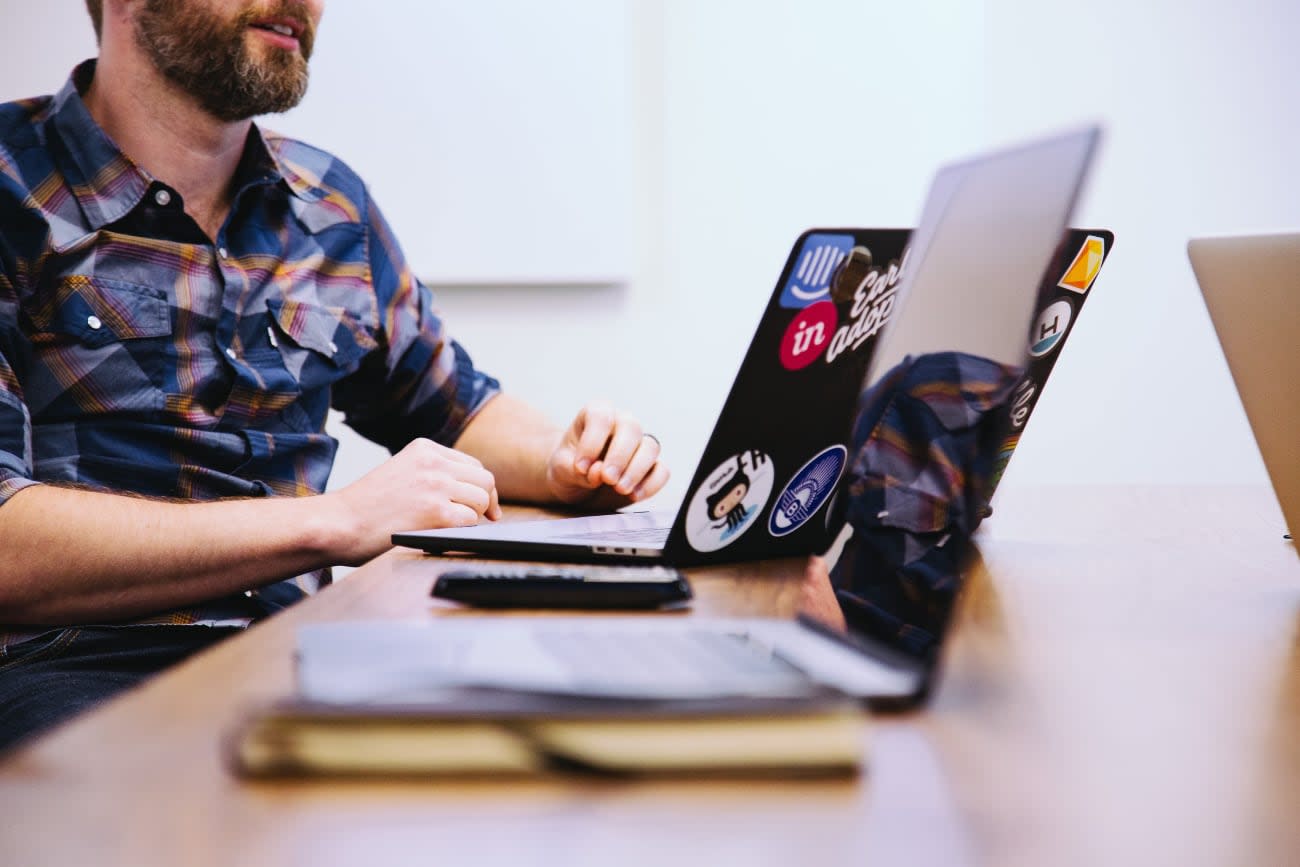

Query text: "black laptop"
[393, 127, 1113, 568]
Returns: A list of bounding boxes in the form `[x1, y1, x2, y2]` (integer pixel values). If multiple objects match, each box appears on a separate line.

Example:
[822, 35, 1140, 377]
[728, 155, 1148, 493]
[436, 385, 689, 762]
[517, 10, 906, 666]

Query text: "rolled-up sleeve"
[331, 193, 500, 453]
[0, 157, 36, 506]
[0, 285, 37, 507]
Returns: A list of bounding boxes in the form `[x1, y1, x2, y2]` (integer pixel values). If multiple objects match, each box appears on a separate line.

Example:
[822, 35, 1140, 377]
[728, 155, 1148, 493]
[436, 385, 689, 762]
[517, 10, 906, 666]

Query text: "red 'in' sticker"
[779, 301, 838, 370]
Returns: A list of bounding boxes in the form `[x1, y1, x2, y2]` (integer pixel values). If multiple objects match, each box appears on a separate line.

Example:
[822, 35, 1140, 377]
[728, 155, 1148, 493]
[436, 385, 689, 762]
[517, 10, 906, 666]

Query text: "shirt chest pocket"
[264, 297, 377, 391]
[23, 276, 171, 417]
[28, 276, 171, 346]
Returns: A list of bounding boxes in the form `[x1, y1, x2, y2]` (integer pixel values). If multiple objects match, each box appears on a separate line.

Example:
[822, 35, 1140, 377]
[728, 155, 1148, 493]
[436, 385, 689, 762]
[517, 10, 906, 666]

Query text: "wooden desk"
[1, 486, 1296, 866]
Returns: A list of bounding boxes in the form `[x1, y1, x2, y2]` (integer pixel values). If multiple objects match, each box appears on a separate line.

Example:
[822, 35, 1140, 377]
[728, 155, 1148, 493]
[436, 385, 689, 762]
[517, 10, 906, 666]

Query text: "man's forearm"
[454, 393, 562, 503]
[0, 484, 349, 625]
[0, 434, 510, 624]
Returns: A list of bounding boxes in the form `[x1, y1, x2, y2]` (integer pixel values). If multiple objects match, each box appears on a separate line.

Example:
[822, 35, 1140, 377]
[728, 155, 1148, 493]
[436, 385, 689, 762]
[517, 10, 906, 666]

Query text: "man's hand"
[546, 401, 669, 509]
[324, 438, 501, 564]
[798, 555, 848, 631]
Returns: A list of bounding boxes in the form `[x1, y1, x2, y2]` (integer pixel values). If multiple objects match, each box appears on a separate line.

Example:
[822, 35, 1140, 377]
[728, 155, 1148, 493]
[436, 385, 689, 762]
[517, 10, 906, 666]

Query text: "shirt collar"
[48, 59, 322, 231]
[242, 125, 325, 203]
[49, 59, 151, 231]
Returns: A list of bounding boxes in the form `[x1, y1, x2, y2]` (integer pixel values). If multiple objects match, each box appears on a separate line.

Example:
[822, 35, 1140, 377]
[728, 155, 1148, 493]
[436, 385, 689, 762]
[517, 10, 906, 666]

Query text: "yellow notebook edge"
[226, 699, 868, 779]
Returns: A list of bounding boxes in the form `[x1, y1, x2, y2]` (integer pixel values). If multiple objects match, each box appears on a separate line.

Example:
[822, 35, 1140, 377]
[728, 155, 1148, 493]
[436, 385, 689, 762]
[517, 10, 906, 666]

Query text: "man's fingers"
[402, 438, 499, 521]
[426, 459, 497, 508]
[547, 403, 670, 506]
[597, 415, 644, 487]
[445, 478, 494, 521]
[430, 500, 481, 528]
[572, 403, 616, 474]
[549, 444, 599, 493]
[614, 434, 661, 495]
[630, 460, 670, 502]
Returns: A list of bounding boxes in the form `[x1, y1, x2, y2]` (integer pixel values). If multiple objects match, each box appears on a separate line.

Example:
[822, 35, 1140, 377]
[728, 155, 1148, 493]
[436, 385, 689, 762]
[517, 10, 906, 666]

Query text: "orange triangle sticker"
[1058, 235, 1104, 293]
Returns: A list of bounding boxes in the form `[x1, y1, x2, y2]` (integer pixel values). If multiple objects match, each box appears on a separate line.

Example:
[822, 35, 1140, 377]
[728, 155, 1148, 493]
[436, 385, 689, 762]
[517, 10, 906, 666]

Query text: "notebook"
[299, 127, 1109, 712]
[1188, 233, 1300, 547]
[228, 687, 866, 778]
[393, 126, 1110, 567]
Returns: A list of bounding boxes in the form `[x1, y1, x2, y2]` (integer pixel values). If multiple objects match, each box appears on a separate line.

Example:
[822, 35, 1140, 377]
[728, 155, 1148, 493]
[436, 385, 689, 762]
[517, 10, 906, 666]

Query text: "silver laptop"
[305, 127, 1104, 708]
[393, 126, 1104, 569]
[1188, 233, 1300, 549]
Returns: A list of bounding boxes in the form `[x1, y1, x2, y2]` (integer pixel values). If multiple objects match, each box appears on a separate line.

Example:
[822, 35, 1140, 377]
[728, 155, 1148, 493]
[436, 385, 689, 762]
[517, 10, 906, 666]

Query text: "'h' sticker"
[1029, 299, 1073, 357]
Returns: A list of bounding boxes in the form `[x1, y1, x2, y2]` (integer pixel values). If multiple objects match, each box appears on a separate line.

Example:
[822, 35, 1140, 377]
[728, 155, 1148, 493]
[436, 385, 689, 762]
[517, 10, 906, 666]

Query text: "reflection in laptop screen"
[811, 127, 1101, 680]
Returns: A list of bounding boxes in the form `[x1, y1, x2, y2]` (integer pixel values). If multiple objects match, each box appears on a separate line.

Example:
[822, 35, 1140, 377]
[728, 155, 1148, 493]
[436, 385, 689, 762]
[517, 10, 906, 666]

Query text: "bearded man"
[0, 0, 668, 750]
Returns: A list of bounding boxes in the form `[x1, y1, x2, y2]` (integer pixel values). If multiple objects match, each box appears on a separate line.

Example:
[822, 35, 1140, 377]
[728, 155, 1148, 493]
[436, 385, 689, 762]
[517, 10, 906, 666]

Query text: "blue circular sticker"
[768, 445, 847, 537]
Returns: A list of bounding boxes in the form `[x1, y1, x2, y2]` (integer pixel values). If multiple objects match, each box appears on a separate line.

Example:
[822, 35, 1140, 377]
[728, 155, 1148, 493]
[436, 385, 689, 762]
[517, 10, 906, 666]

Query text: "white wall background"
[273, 0, 635, 286]
[2, 0, 1294, 509]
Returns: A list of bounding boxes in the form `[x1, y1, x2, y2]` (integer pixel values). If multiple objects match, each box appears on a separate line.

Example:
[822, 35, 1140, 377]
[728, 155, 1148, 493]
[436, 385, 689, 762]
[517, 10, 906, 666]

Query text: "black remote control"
[430, 564, 692, 609]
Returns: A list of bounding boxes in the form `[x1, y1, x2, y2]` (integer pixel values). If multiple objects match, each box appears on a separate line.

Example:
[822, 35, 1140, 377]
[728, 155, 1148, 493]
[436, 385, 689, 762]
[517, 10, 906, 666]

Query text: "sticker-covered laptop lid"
[662, 225, 1114, 566]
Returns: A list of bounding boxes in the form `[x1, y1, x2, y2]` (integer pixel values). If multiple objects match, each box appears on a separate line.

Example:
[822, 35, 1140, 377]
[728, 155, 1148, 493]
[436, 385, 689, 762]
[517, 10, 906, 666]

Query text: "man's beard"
[134, 0, 316, 122]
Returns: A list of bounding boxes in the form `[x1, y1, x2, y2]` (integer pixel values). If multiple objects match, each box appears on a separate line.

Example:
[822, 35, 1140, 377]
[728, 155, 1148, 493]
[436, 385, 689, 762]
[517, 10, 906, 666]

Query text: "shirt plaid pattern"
[830, 351, 1022, 657]
[0, 62, 500, 647]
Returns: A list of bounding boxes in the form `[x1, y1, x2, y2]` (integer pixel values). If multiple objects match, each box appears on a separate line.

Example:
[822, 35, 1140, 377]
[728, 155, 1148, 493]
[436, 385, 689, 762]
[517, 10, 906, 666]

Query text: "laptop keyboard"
[532, 627, 815, 697]
[554, 526, 672, 544]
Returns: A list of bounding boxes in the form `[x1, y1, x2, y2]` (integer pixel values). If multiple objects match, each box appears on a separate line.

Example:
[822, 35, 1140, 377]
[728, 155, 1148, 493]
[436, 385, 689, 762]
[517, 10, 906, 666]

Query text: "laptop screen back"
[803, 127, 1101, 695]
[1189, 233, 1300, 544]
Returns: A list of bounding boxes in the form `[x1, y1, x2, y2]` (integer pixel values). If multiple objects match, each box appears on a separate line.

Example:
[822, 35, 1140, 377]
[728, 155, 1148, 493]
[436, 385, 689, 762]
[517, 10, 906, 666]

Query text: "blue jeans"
[0, 625, 242, 754]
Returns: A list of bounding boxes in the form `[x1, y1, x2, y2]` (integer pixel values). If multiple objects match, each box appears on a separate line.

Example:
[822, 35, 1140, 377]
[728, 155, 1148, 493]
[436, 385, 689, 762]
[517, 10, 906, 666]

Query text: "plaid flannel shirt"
[0, 62, 500, 649]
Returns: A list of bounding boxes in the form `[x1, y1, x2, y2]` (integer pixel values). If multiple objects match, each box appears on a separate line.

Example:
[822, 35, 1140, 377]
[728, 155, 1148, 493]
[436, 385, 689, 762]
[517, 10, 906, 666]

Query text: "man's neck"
[83, 46, 251, 242]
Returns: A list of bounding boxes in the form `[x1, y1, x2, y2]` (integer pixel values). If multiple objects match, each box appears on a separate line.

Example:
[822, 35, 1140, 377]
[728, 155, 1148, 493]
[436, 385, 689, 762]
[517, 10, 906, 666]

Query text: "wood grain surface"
[1, 486, 1296, 867]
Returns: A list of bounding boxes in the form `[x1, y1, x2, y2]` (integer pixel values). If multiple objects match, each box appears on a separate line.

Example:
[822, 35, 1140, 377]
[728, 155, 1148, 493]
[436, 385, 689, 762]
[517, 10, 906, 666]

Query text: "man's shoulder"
[0, 95, 56, 179]
[260, 129, 369, 211]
